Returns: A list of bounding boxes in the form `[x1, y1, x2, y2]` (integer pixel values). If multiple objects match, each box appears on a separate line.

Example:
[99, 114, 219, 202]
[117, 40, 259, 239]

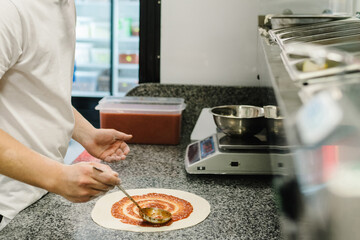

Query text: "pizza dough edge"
[91, 188, 211, 232]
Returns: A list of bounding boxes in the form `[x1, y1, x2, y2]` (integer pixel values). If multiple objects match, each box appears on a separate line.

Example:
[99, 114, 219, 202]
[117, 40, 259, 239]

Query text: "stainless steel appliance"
[185, 108, 294, 175]
[258, 6, 360, 238]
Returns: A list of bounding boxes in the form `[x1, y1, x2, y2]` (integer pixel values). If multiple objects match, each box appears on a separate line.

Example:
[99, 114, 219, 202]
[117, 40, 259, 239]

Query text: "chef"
[0, 0, 132, 230]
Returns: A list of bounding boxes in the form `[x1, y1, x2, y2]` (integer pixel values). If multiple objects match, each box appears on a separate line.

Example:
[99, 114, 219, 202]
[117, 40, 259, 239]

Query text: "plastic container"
[118, 18, 132, 38]
[73, 71, 98, 91]
[91, 48, 110, 64]
[131, 21, 140, 36]
[90, 22, 110, 39]
[95, 96, 186, 144]
[75, 43, 92, 64]
[76, 17, 92, 38]
[119, 52, 139, 64]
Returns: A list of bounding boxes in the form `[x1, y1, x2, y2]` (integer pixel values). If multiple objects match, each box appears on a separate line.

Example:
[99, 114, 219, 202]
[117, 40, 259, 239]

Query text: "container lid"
[95, 96, 186, 113]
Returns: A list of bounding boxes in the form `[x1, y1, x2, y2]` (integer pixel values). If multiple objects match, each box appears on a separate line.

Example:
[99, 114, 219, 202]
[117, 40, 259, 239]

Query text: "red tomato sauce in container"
[95, 96, 186, 145]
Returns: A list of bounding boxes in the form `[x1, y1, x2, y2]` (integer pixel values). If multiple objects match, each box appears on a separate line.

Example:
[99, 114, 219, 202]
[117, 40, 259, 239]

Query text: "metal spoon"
[93, 166, 172, 224]
[115, 184, 172, 224]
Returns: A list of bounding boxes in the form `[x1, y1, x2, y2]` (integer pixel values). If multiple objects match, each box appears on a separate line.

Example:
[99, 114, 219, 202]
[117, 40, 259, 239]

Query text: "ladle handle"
[92, 166, 143, 212]
[115, 184, 143, 212]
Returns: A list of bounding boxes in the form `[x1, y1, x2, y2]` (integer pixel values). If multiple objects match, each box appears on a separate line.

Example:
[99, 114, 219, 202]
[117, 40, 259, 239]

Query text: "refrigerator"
[72, 0, 160, 127]
[112, 0, 140, 96]
[73, 0, 112, 97]
[73, 0, 142, 98]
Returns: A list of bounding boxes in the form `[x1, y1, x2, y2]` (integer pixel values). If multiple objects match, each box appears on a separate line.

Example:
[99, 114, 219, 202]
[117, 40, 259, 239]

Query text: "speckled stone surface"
[1, 84, 282, 240]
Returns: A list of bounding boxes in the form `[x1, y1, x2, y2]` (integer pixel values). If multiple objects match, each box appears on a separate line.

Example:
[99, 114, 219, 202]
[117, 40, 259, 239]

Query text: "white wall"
[160, 0, 340, 86]
[161, 0, 259, 86]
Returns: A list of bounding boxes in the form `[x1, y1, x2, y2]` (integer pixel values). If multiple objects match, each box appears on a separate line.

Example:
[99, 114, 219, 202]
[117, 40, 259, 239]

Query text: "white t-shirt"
[0, 0, 76, 224]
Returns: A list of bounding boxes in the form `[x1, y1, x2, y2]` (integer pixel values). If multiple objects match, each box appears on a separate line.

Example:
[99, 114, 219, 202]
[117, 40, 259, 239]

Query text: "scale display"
[200, 136, 215, 158]
[187, 136, 216, 164]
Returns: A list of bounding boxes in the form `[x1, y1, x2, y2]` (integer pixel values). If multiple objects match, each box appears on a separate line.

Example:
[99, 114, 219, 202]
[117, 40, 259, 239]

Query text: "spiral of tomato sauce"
[111, 193, 193, 227]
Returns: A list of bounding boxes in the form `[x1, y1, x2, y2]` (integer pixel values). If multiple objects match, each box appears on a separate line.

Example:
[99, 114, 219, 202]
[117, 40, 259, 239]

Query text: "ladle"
[93, 166, 172, 224]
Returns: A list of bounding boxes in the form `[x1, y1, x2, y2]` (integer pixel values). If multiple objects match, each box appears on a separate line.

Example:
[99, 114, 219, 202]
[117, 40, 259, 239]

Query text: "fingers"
[88, 163, 122, 201]
[102, 142, 130, 162]
[92, 129, 132, 163]
[113, 130, 132, 141]
[104, 153, 122, 162]
[59, 163, 122, 203]
[92, 162, 117, 176]
[74, 189, 106, 203]
[120, 141, 130, 155]
[81, 164, 119, 201]
[91, 163, 120, 185]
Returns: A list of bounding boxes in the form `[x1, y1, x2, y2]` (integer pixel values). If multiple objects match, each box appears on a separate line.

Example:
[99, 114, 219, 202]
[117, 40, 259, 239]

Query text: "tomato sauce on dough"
[111, 193, 193, 227]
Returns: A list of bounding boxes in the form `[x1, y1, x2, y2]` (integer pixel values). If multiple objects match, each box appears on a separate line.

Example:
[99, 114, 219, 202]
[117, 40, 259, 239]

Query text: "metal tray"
[282, 28, 360, 45]
[298, 73, 360, 102]
[278, 34, 360, 52]
[311, 34, 360, 46]
[280, 44, 360, 82]
[278, 22, 360, 40]
[281, 41, 360, 72]
[327, 41, 360, 54]
[282, 41, 360, 63]
[270, 18, 357, 36]
[268, 18, 359, 45]
[282, 56, 350, 82]
[266, 14, 351, 30]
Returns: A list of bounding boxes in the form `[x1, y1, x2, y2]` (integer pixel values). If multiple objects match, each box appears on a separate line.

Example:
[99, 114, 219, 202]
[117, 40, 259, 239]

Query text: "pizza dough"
[91, 188, 211, 232]
[111, 192, 193, 226]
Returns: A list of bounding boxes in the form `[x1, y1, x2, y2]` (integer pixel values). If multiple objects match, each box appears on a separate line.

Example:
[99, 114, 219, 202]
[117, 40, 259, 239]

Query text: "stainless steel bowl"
[264, 105, 285, 138]
[210, 105, 265, 137]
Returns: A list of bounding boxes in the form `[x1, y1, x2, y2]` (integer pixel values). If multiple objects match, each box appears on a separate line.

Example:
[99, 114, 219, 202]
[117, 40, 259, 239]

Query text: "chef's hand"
[55, 162, 120, 203]
[85, 128, 132, 162]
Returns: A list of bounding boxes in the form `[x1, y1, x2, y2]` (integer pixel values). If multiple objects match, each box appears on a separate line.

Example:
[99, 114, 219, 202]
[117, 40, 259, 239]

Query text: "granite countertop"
[1, 84, 282, 240]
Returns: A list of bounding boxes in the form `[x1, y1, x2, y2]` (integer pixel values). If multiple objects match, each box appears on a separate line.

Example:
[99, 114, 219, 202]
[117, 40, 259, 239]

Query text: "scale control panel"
[187, 135, 216, 166]
[185, 134, 294, 175]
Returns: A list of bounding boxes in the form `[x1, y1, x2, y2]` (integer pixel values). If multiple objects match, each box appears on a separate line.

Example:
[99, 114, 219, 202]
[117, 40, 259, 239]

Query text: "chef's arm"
[71, 106, 132, 162]
[0, 129, 63, 191]
[71, 106, 97, 148]
[0, 129, 119, 202]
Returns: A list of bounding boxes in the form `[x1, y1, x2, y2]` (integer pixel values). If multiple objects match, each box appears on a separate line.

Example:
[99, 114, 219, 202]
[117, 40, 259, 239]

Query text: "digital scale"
[184, 108, 294, 175]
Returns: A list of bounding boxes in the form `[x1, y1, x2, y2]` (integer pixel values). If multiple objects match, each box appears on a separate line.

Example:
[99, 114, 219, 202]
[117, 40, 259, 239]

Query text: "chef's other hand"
[85, 129, 132, 162]
[54, 162, 120, 203]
